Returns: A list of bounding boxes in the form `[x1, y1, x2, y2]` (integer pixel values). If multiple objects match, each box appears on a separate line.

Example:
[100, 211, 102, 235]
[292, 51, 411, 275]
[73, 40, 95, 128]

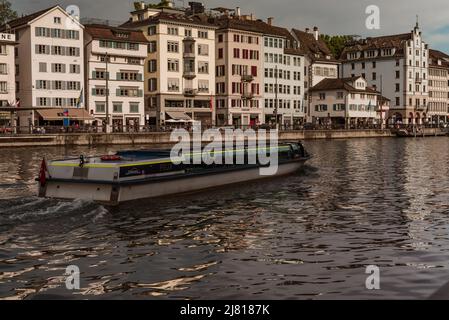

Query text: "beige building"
[84, 24, 147, 131]
[310, 76, 384, 128]
[122, 3, 217, 126]
[428, 49, 449, 124]
[291, 27, 340, 123]
[2, 5, 86, 128]
[211, 8, 264, 127]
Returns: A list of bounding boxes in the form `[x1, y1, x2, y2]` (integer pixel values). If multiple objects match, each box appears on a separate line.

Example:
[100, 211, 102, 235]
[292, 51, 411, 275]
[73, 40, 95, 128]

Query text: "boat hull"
[41, 160, 307, 205]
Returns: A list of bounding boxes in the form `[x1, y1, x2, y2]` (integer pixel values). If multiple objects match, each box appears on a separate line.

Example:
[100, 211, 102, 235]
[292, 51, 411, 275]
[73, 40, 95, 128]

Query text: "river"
[1, 137, 449, 299]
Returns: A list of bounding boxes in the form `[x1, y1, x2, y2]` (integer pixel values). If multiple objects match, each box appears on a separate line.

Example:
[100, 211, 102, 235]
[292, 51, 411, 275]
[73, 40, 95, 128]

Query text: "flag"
[76, 88, 84, 108]
[11, 98, 20, 108]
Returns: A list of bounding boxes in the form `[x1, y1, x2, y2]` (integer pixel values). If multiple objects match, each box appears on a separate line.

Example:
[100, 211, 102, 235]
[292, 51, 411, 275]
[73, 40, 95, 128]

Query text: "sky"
[10, 0, 449, 52]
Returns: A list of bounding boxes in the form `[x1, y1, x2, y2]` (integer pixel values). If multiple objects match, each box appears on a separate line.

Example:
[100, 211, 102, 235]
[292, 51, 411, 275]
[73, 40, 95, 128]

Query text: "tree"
[0, 0, 17, 25]
[320, 34, 357, 59]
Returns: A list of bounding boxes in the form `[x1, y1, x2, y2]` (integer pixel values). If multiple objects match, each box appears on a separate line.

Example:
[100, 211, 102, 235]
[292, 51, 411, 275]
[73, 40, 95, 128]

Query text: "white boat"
[37, 142, 311, 205]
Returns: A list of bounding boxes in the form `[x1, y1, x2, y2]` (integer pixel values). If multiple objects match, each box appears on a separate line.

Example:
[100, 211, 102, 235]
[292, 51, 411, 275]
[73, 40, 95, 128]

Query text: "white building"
[3, 6, 86, 128]
[84, 24, 147, 131]
[0, 32, 16, 125]
[291, 27, 340, 123]
[262, 19, 305, 127]
[122, 2, 217, 126]
[309, 76, 384, 128]
[340, 22, 429, 125]
[0, 33, 16, 107]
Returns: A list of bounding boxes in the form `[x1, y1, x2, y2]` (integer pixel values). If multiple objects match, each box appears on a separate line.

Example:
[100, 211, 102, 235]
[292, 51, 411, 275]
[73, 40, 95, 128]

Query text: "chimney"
[305, 27, 310, 33]
[267, 17, 273, 26]
[313, 26, 319, 41]
[167, 0, 174, 8]
[235, 7, 241, 17]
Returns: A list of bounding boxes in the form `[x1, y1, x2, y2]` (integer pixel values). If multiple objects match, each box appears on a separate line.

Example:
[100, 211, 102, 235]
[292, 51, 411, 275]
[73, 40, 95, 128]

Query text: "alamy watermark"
[365, 265, 381, 290]
[65, 265, 80, 290]
[170, 125, 279, 176]
[365, 5, 381, 30]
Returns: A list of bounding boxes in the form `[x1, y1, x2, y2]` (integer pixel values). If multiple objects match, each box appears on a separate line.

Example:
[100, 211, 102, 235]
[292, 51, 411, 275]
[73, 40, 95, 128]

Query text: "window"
[95, 102, 105, 113]
[36, 44, 49, 54]
[218, 48, 223, 59]
[395, 70, 400, 79]
[148, 41, 157, 53]
[337, 92, 344, 99]
[113, 103, 123, 113]
[218, 34, 223, 42]
[149, 78, 157, 92]
[167, 41, 179, 53]
[319, 93, 326, 100]
[69, 64, 80, 74]
[167, 78, 179, 92]
[373, 61, 376, 68]
[198, 44, 209, 56]
[167, 59, 179, 72]
[148, 26, 156, 35]
[198, 80, 209, 93]
[233, 48, 240, 58]
[372, 72, 377, 80]
[54, 17, 61, 24]
[198, 31, 208, 39]
[396, 97, 400, 106]
[51, 63, 65, 73]
[129, 103, 139, 113]
[168, 27, 178, 35]
[148, 59, 157, 73]
[0, 81, 8, 93]
[55, 98, 63, 106]
[198, 61, 209, 74]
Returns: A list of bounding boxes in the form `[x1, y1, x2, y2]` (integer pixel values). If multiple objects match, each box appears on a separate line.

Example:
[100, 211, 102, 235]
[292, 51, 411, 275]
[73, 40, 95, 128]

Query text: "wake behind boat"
[37, 142, 311, 205]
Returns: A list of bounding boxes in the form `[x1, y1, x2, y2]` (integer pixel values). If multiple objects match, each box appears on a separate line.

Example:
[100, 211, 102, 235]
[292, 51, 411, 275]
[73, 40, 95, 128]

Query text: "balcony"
[242, 92, 254, 100]
[416, 105, 426, 112]
[184, 88, 198, 97]
[183, 70, 196, 80]
[183, 51, 195, 59]
[415, 77, 422, 84]
[241, 74, 254, 82]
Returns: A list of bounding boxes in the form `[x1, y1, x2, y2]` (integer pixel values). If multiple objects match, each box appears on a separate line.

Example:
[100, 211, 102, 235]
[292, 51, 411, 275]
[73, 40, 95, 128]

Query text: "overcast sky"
[11, 0, 449, 52]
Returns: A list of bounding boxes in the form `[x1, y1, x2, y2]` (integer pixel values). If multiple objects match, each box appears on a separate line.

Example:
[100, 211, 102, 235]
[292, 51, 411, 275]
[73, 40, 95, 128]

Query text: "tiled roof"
[291, 29, 338, 63]
[85, 24, 148, 43]
[214, 16, 291, 37]
[310, 77, 379, 94]
[0, 6, 58, 30]
[120, 11, 216, 28]
[340, 33, 412, 60]
[429, 49, 449, 68]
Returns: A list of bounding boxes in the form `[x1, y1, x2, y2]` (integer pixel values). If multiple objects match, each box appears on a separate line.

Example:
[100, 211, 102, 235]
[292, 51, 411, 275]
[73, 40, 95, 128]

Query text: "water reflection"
[1, 138, 449, 299]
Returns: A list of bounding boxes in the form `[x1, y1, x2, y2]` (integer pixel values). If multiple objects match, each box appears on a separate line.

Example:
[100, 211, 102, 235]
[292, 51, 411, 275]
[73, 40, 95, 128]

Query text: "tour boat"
[37, 142, 311, 205]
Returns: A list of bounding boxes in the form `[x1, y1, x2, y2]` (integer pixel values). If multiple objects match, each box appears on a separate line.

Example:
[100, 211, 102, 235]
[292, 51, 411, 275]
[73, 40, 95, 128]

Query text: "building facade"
[261, 20, 305, 127]
[291, 27, 339, 123]
[0, 32, 16, 125]
[122, 4, 217, 126]
[84, 24, 147, 131]
[4, 6, 85, 127]
[309, 76, 381, 128]
[428, 49, 449, 124]
[212, 11, 263, 127]
[341, 23, 429, 125]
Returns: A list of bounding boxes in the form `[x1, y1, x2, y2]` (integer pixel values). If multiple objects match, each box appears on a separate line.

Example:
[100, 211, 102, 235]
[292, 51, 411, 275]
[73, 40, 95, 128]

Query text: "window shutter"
[92, 88, 96, 96]
[137, 73, 142, 81]
[62, 64, 66, 73]
[116, 73, 121, 80]
[138, 89, 143, 97]
[116, 89, 121, 96]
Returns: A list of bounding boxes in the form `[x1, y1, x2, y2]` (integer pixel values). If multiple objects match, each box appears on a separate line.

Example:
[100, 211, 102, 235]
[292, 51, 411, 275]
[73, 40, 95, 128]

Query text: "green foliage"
[134, 1, 171, 10]
[0, 0, 17, 25]
[320, 34, 356, 58]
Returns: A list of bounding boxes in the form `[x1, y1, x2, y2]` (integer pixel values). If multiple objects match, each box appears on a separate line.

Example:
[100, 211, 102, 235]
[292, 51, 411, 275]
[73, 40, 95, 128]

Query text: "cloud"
[10, 0, 449, 52]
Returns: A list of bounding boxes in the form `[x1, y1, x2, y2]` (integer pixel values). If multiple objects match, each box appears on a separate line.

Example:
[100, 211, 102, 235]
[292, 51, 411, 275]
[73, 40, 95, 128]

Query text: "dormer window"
[114, 32, 130, 39]
[383, 49, 392, 56]
[366, 50, 375, 57]
[349, 52, 357, 59]
[54, 17, 61, 24]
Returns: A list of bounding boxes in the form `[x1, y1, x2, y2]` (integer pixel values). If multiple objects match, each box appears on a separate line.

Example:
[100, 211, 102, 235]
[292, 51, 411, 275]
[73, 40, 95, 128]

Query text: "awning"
[36, 108, 95, 121]
[166, 111, 192, 121]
